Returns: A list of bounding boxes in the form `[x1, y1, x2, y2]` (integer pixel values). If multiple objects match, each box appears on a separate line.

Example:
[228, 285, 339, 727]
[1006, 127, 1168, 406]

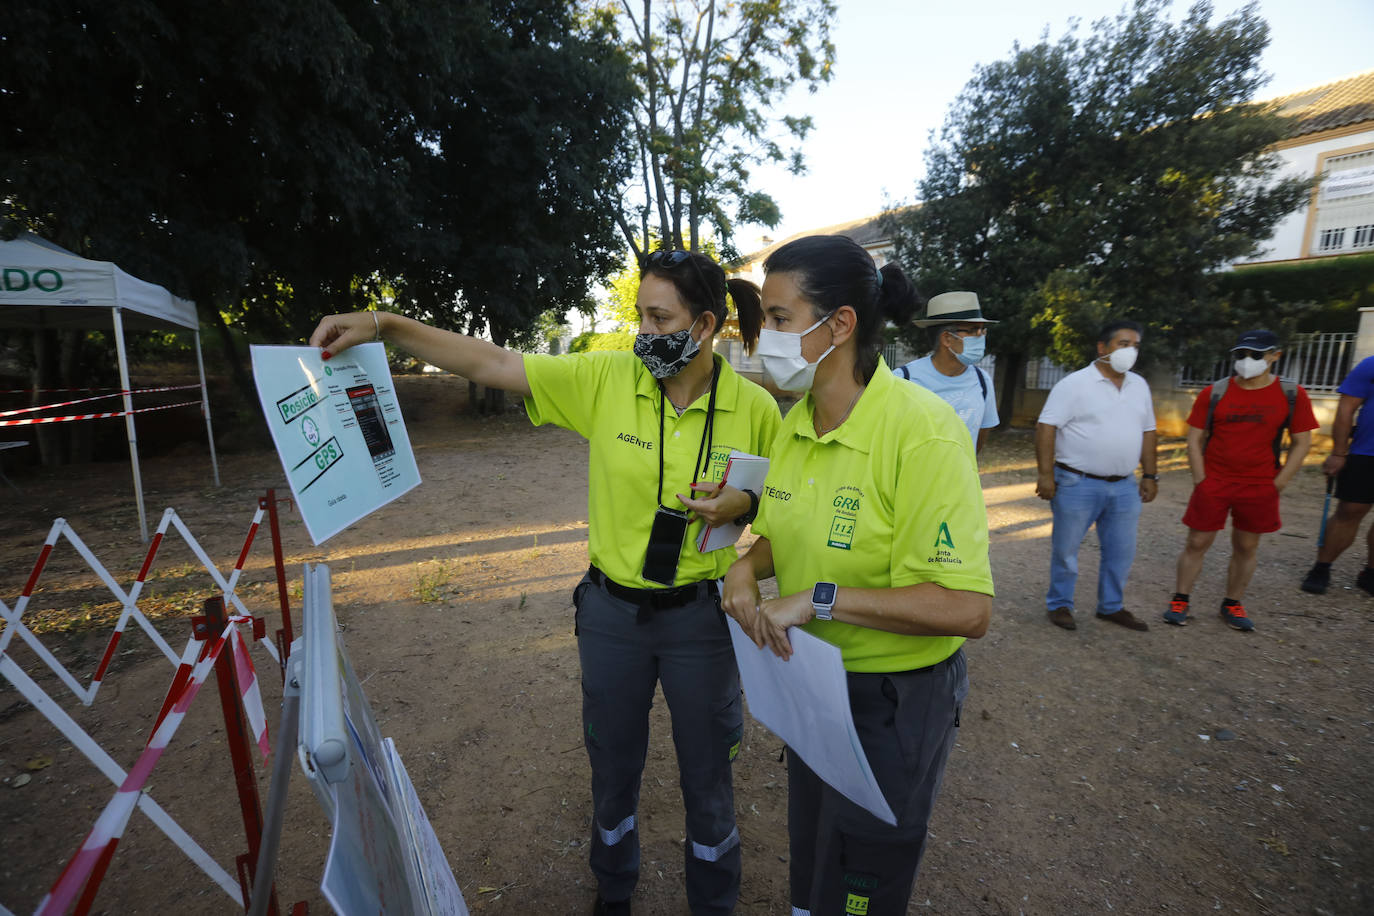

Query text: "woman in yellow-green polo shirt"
[723, 235, 993, 916]
[311, 250, 781, 916]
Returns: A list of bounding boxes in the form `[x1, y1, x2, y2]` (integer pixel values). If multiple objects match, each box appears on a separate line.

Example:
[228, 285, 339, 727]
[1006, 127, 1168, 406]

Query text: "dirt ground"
[1, 373, 1371, 915]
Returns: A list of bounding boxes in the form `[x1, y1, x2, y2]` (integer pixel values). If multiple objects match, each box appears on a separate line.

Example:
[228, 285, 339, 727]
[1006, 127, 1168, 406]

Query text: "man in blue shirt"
[1301, 354, 1374, 595]
[894, 291, 999, 455]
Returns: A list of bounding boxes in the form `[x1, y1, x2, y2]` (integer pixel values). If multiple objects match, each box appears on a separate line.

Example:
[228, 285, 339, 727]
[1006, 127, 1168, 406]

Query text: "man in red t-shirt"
[1164, 330, 1316, 631]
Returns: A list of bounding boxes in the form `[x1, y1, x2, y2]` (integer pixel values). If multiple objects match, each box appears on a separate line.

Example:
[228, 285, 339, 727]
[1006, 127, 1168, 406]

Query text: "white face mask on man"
[1233, 356, 1269, 379]
[756, 314, 835, 392]
[1098, 346, 1138, 374]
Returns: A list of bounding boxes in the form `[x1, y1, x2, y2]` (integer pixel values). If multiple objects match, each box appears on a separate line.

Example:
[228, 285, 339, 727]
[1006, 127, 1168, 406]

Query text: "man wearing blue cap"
[1166, 330, 1317, 631]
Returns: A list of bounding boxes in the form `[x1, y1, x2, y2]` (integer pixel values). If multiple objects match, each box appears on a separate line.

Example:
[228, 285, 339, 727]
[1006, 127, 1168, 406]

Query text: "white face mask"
[1234, 356, 1269, 379]
[1099, 346, 1137, 374]
[756, 314, 834, 392]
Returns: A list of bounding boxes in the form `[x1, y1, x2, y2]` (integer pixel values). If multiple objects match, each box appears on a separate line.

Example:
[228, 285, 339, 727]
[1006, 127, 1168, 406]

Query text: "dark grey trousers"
[787, 649, 969, 916]
[574, 573, 743, 915]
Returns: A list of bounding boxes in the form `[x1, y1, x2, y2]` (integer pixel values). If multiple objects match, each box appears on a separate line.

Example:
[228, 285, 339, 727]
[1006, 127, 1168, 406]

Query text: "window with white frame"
[1311, 149, 1374, 255]
[1319, 227, 1347, 251]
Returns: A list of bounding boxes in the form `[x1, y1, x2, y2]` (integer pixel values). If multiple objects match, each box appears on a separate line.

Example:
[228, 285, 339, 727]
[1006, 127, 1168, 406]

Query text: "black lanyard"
[656, 362, 720, 510]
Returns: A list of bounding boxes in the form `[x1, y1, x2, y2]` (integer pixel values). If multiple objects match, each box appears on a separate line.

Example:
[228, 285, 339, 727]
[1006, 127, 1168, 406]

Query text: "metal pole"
[195, 329, 221, 486]
[265, 490, 296, 650]
[248, 656, 301, 916]
[1318, 475, 1336, 549]
[204, 596, 279, 915]
[111, 307, 149, 542]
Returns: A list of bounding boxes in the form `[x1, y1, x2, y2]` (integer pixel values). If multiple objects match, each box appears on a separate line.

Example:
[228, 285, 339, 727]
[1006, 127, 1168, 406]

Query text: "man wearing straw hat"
[894, 291, 999, 454]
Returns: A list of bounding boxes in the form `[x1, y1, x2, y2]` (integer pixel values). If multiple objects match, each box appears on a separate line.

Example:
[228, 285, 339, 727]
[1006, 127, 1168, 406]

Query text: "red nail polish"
[321, 350, 331, 360]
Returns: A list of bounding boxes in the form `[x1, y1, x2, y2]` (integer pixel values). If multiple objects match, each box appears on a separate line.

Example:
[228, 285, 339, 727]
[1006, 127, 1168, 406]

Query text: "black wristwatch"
[734, 488, 760, 526]
[1140, 473, 1160, 481]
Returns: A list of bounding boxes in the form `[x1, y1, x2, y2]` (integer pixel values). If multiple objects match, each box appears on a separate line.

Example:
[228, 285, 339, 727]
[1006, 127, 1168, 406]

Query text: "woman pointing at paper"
[310, 249, 779, 915]
[721, 235, 993, 916]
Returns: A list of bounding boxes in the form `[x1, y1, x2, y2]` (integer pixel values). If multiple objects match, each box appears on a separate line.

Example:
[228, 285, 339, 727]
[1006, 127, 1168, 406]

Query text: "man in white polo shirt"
[1034, 320, 1159, 631]
[894, 290, 999, 456]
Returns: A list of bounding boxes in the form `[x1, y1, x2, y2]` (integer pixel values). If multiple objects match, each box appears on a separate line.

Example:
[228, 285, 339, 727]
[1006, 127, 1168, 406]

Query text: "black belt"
[588, 565, 718, 622]
[1055, 461, 1128, 483]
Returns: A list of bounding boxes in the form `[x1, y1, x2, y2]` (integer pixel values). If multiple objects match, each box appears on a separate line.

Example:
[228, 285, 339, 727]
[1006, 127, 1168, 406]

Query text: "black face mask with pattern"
[634, 316, 702, 379]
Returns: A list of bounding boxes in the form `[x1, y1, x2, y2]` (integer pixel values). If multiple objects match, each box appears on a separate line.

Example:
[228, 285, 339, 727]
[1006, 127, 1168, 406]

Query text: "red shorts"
[1182, 476, 1281, 533]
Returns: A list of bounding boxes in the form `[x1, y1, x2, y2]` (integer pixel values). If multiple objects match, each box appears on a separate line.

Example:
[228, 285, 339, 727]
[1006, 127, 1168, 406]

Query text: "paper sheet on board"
[250, 343, 420, 544]
[696, 451, 770, 552]
[384, 738, 469, 915]
[320, 735, 419, 915]
[727, 617, 896, 825]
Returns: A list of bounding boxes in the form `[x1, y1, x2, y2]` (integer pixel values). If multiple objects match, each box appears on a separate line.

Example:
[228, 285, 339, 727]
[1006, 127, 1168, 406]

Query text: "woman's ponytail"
[875, 263, 922, 327]
[727, 278, 764, 354]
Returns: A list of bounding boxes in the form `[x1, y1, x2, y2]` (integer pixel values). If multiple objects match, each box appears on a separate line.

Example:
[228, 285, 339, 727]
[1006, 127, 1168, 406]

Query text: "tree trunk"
[998, 351, 1025, 429]
[204, 297, 259, 414]
[59, 329, 94, 463]
[468, 379, 482, 416]
[33, 329, 66, 466]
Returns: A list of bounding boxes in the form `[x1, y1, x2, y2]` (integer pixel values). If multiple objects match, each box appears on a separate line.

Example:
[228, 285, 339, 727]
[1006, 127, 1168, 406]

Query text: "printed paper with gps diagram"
[251, 343, 420, 543]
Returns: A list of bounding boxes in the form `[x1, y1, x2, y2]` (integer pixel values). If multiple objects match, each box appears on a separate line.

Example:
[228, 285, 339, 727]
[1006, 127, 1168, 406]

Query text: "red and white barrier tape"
[35, 616, 268, 915]
[231, 627, 271, 758]
[0, 399, 202, 427]
[0, 382, 200, 397]
[0, 384, 203, 417]
[0, 386, 117, 395]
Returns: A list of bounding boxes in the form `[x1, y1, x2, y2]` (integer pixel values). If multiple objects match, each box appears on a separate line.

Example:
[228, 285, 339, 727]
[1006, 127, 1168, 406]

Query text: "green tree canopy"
[2, 0, 634, 391]
[885, 0, 1308, 400]
[597, 0, 837, 256]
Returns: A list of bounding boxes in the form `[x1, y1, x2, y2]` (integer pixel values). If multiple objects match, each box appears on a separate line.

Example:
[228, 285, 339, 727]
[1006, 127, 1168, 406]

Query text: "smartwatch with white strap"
[811, 581, 837, 621]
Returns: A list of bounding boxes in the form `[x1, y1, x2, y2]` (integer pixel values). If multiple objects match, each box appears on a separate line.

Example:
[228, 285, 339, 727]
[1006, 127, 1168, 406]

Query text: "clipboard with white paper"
[696, 450, 769, 552]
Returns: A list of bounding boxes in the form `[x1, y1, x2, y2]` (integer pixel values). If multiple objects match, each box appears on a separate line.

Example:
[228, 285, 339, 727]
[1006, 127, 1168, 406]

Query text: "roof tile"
[1263, 69, 1374, 137]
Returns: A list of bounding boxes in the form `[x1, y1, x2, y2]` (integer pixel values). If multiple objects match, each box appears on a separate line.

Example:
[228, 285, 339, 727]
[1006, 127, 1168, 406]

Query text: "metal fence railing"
[881, 342, 915, 369]
[1025, 356, 1071, 390]
[1177, 332, 1357, 392]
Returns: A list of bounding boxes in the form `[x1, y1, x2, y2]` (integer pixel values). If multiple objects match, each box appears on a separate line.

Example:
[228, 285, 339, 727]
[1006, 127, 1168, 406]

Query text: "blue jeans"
[1047, 467, 1142, 615]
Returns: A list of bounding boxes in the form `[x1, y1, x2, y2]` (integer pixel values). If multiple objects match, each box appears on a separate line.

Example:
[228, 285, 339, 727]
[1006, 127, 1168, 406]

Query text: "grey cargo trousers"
[788, 649, 969, 916]
[574, 571, 743, 914]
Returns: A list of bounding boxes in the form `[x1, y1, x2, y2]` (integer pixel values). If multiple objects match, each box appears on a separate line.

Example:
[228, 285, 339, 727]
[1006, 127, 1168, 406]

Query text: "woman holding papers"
[311, 248, 779, 916]
[721, 235, 993, 916]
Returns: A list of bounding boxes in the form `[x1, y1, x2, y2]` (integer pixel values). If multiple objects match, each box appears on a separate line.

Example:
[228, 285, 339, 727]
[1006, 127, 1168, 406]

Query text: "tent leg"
[111, 307, 149, 542]
[195, 330, 221, 487]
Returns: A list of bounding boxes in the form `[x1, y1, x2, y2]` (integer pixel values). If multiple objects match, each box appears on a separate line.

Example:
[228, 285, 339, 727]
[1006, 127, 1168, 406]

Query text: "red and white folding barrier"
[0, 518, 179, 703]
[0, 651, 242, 907]
[0, 505, 279, 708]
[31, 615, 268, 914]
[1, 496, 296, 914]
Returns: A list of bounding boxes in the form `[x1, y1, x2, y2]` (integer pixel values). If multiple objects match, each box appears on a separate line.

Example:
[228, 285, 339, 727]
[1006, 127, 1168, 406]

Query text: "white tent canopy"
[0, 233, 219, 540]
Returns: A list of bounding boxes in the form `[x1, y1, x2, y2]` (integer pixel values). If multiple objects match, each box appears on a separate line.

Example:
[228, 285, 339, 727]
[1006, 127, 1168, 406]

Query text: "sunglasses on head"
[644, 248, 719, 306]
[1234, 349, 1270, 360]
[645, 249, 693, 269]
